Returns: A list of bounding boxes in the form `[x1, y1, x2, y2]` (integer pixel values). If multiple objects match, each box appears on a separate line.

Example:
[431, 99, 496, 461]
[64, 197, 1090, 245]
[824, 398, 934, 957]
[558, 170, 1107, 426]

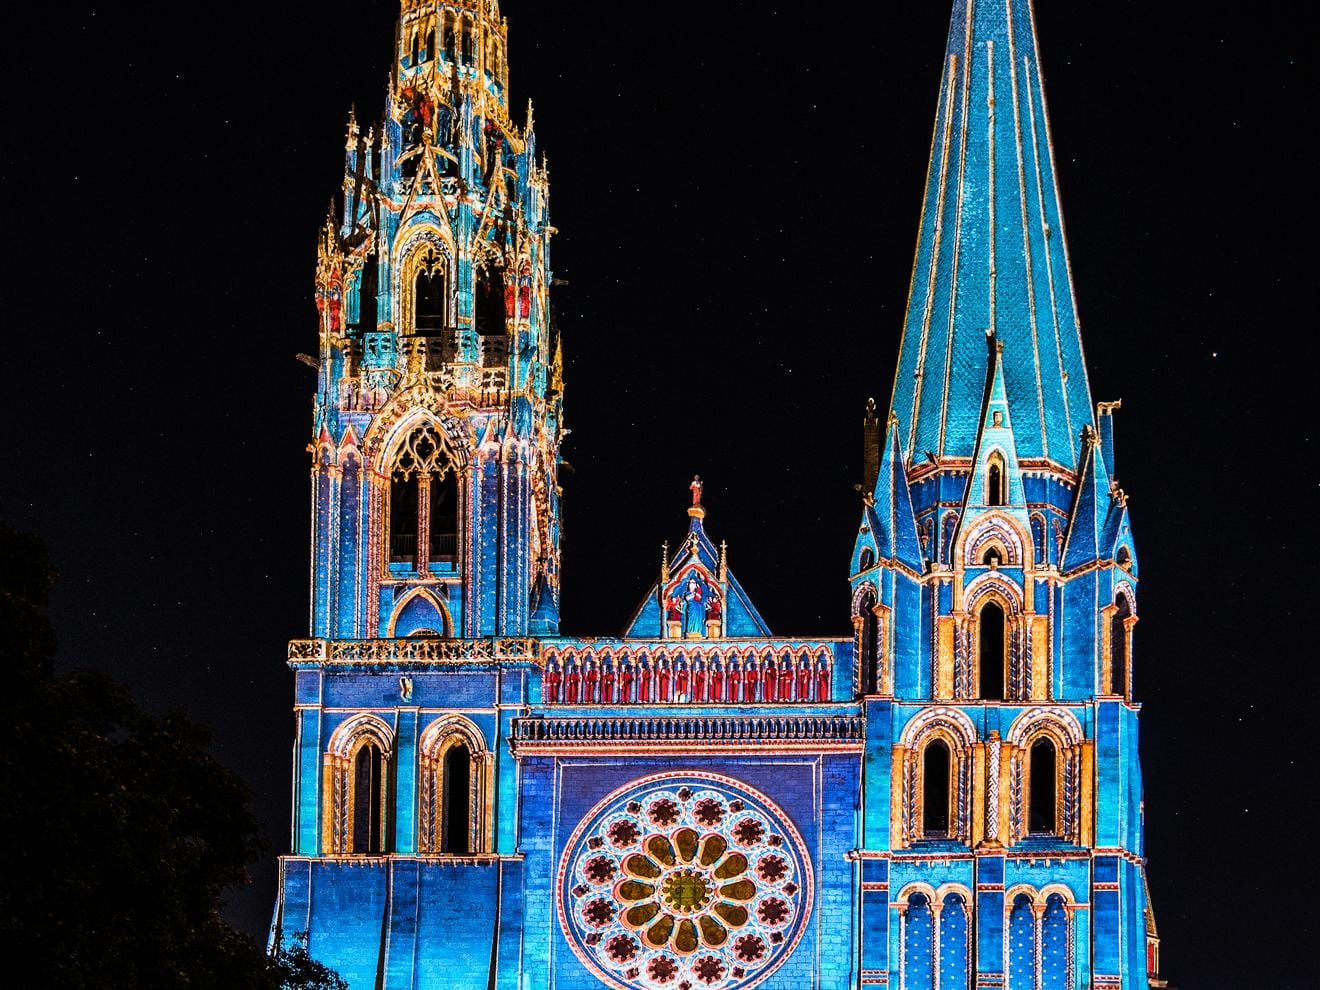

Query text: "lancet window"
[324, 717, 394, 855]
[474, 256, 507, 366]
[388, 424, 460, 569]
[921, 740, 952, 837]
[418, 717, 492, 855]
[854, 586, 880, 695]
[900, 709, 975, 846]
[1007, 889, 1074, 990]
[1006, 710, 1084, 845]
[978, 600, 1006, 701]
[900, 886, 972, 990]
[1110, 593, 1133, 698]
[987, 453, 1005, 506]
[350, 248, 379, 334]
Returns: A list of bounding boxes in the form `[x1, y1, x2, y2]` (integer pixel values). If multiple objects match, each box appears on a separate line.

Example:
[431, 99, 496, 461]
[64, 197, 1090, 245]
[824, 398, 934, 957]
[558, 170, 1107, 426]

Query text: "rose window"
[559, 773, 812, 990]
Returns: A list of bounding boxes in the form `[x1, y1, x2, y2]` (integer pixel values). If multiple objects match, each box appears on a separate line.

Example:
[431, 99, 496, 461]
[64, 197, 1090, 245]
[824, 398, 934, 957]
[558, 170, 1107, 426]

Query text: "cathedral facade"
[271, 2, 1166, 988]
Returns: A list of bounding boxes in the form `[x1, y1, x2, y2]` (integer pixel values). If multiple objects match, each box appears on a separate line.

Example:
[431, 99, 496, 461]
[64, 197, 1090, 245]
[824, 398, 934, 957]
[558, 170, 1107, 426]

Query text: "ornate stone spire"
[888, 0, 1094, 471]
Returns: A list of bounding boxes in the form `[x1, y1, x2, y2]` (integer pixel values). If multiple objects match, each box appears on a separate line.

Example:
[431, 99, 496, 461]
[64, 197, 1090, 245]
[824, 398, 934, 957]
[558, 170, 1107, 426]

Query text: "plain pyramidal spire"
[888, 0, 1094, 472]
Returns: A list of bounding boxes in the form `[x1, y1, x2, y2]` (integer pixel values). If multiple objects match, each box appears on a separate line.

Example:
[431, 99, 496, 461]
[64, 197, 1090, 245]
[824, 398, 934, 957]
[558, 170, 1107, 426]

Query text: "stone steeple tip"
[887, 0, 1095, 472]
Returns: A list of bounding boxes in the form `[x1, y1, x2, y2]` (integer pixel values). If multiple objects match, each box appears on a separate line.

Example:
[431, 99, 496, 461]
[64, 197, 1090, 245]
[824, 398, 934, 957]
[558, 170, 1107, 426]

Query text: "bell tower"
[848, 0, 1162, 986]
[311, 0, 562, 643]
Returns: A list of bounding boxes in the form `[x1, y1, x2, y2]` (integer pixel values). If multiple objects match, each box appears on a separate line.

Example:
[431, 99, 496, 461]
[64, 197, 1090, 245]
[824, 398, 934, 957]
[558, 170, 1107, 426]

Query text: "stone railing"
[509, 714, 865, 755]
[288, 637, 539, 665]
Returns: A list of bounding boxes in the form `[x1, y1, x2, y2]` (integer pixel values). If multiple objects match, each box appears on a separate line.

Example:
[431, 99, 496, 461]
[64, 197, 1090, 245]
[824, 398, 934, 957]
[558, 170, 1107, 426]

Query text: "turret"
[307, 0, 563, 641]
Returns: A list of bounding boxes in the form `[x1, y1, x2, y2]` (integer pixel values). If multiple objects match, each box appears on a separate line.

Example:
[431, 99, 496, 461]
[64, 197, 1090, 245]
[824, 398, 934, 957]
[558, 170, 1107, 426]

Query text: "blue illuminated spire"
[888, 0, 1093, 470]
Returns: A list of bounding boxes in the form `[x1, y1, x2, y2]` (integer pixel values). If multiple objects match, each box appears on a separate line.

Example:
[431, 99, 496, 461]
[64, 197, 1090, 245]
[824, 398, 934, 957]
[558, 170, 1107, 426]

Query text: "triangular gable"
[869, 415, 925, 572]
[622, 479, 771, 639]
[1062, 427, 1119, 571]
[964, 340, 1028, 508]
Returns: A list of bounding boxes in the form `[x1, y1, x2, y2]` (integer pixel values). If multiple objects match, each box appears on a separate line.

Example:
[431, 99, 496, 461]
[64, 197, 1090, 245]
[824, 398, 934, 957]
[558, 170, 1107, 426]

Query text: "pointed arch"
[852, 582, 881, 695]
[417, 715, 493, 855]
[323, 714, 395, 855]
[963, 575, 1027, 701]
[379, 415, 467, 574]
[986, 450, 1006, 506]
[387, 586, 453, 638]
[1108, 583, 1137, 698]
[394, 223, 457, 338]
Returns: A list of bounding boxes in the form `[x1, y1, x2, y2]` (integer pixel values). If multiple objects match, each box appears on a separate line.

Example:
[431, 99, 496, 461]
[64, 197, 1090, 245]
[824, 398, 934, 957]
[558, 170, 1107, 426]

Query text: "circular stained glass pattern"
[558, 772, 813, 990]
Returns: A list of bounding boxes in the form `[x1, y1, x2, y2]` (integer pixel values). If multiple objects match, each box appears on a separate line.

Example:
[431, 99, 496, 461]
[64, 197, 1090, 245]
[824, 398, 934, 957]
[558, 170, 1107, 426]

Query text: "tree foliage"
[0, 523, 344, 989]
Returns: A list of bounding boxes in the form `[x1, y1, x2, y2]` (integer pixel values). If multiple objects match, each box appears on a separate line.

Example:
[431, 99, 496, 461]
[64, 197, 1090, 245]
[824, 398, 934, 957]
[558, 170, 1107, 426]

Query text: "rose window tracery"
[559, 774, 812, 990]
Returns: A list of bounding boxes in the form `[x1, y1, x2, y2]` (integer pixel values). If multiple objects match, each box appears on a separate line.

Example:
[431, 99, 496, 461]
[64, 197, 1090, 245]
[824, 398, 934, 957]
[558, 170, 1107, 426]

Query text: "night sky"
[2, 2, 1313, 986]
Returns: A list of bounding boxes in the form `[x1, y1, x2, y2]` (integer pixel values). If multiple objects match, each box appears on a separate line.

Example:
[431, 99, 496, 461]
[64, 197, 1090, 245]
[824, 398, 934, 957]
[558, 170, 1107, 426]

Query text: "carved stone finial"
[661, 541, 670, 583]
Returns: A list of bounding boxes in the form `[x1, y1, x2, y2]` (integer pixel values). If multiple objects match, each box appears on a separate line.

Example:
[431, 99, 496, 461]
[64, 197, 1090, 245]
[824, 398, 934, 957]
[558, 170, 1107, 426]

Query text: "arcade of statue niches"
[270, 2, 1168, 988]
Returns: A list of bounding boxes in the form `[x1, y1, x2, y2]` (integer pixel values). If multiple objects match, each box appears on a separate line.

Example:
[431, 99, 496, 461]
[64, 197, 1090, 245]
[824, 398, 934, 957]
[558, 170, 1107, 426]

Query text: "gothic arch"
[417, 714, 493, 855]
[959, 511, 1028, 569]
[1005, 709, 1084, 844]
[1106, 581, 1138, 699]
[387, 586, 453, 638]
[962, 575, 1028, 701]
[323, 714, 395, 855]
[1005, 707, 1083, 749]
[852, 582, 882, 696]
[898, 707, 977, 845]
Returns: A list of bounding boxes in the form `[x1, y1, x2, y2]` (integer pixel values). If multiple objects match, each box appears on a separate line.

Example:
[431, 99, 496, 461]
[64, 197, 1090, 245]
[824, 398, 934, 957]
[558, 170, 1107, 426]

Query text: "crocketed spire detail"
[888, 0, 1093, 470]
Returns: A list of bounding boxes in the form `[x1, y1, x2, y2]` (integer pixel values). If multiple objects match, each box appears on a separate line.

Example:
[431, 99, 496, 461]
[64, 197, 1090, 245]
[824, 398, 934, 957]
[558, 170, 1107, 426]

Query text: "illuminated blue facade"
[272, 1, 1165, 987]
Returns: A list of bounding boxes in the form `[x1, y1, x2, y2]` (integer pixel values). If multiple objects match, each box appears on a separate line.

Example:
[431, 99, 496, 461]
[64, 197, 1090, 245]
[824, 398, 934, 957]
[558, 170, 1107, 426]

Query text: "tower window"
[429, 471, 457, 561]
[415, 268, 446, 331]
[460, 18, 474, 65]
[987, 455, 1005, 506]
[352, 249, 378, 334]
[922, 739, 951, 837]
[857, 589, 879, 694]
[1028, 738, 1057, 834]
[389, 425, 460, 571]
[389, 475, 419, 563]
[978, 601, 1005, 701]
[442, 742, 472, 853]
[982, 546, 1002, 567]
[858, 548, 875, 572]
[352, 741, 385, 854]
[1111, 596, 1131, 696]
[475, 263, 506, 336]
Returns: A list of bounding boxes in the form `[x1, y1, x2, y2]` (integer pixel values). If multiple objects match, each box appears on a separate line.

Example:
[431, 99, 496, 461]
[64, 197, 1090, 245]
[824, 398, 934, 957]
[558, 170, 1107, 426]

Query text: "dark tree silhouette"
[0, 522, 344, 990]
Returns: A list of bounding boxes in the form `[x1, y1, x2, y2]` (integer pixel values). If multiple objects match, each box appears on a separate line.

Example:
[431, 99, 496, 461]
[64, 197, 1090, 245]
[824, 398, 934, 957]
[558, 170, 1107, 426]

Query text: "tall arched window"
[987, 454, 1005, 506]
[442, 742, 472, 853]
[389, 474, 419, 564]
[442, 13, 455, 59]
[460, 18, 473, 65]
[415, 267, 446, 331]
[1007, 893, 1036, 990]
[903, 892, 935, 988]
[352, 741, 385, 853]
[1028, 738, 1057, 835]
[1111, 596, 1131, 697]
[389, 425, 460, 571]
[922, 740, 951, 838]
[856, 589, 879, 694]
[978, 601, 1006, 701]
[1031, 514, 1046, 565]
[939, 892, 971, 990]
[351, 249, 378, 333]
[1040, 893, 1071, 989]
[475, 262, 506, 335]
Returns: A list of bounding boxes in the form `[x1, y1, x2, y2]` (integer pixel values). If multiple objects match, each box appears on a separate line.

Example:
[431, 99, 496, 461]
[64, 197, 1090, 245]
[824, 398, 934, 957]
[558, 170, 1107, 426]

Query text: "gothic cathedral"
[272, 2, 1167, 988]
